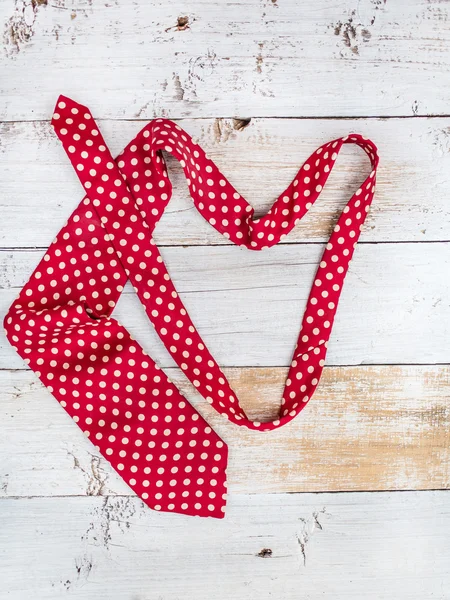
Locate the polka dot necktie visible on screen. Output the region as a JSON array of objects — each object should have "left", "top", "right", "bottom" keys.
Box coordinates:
[{"left": 4, "top": 95, "right": 379, "bottom": 519}]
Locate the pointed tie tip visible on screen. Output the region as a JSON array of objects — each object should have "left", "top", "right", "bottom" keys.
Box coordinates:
[
  {"left": 54, "top": 94, "right": 81, "bottom": 111},
  {"left": 137, "top": 480, "right": 228, "bottom": 519},
  {"left": 52, "top": 95, "right": 92, "bottom": 130}
]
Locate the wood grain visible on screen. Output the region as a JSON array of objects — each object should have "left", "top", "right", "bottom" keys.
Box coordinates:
[
  {"left": 0, "top": 492, "right": 449, "bottom": 599},
  {"left": 1, "top": 244, "right": 449, "bottom": 369},
  {"left": 1, "top": 366, "right": 448, "bottom": 497},
  {"left": 1, "top": 0, "right": 450, "bottom": 120},
  {"left": 1, "top": 117, "right": 450, "bottom": 248}
]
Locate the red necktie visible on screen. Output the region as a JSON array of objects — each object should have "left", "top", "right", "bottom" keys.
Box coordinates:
[{"left": 4, "top": 95, "right": 379, "bottom": 519}]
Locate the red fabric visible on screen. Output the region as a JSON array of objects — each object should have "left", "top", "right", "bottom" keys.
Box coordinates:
[{"left": 4, "top": 95, "right": 379, "bottom": 519}]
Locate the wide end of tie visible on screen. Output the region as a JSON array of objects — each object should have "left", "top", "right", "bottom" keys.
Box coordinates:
[{"left": 136, "top": 433, "right": 229, "bottom": 520}]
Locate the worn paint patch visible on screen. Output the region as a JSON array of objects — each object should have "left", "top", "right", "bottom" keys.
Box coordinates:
[
  {"left": 331, "top": 7, "right": 376, "bottom": 57},
  {"left": 173, "top": 48, "right": 218, "bottom": 101},
  {"left": 188, "top": 49, "right": 217, "bottom": 82},
  {"left": 165, "top": 15, "right": 191, "bottom": 33},
  {"left": 3, "top": 0, "right": 48, "bottom": 57},
  {"left": 262, "top": 0, "right": 279, "bottom": 8},
  {"left": 66, "top": 447, "right": 109, "bottom": 496},
  {"left": 256, "top": 42, "right": 264, "bottom": 73},
  {"left": 82, "top": 496, "right": 139, "bottom": 553},
  {"left": 296, "top": 508, "right": 327, "bottom": 567},
  {"left": 431, "top": 126, "right": 450, "bottom": 157},
  {"left": 211, "top": 117, "right": 252, "bottom": 144},
  {"left": 333, "top": 15, "right": 359, "bottom": 55},
  {"left": 54, "top": 554, "right": 94, "bottom": 591},
  {"left": 173, "top": 72, "right": 185, "bottom": 101},
  {"left": 253, "top": 40, "right": 275, "bottom": 98},
  {"left": 423, "top": 4, "right": 449, "bottom": 21}
]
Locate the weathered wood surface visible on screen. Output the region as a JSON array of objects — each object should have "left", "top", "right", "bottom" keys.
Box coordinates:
[
  {"left": 1, "top": 244, "right": 449, "bottom": 369},
  {"left": 2, "top": 0, "right": 450, "bottom": 120},
  {"left": 1, "top": 366, "right": 448, "bottom": 497},
  {"left": 0, "top": 492, "right": 449, "bottom": 599},
  {"left": 1, "top": 117, "right": 450, "bottom": 248},
  {"left": 2, "top": 0, "right": 450, "bottom": 594}
]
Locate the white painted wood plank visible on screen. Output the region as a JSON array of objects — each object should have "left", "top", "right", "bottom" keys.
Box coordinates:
[
  {"left": 1, "top": 244, "right": 449, "bottom": 368},
  {"left": 1, "top": 1, "right": 450, "bottom": 119},
  {"left": 0, "top": 492, "right": 448, "bottom": 599},
  {"left": 1, "top": 366, "right": 448, "bottom": 497},
  {"left": 1, "top": 117, "right": 450, "bottom": 248}
]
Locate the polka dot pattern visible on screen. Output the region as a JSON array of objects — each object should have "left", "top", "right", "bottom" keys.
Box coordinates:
[{"left": 4, "top": 95, "right": 379, "bottom": 519}]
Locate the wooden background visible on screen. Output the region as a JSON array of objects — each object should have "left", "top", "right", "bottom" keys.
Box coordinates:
[{"left": 1, "top": 1, "right": 450, "bottom": 598}]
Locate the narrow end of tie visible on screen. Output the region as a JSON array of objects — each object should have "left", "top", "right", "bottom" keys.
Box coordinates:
[{"left": 52, "top": 95, "right": 92, "bottom": 137}]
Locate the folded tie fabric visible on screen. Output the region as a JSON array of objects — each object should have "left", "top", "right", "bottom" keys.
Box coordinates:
[{"left": 4, "top": 95, "right": 379, "bottom": 519}]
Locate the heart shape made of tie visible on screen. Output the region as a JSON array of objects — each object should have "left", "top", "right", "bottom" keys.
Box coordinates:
[{"left": 4, "top": 95, "right": 379, "bottom": 519}]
